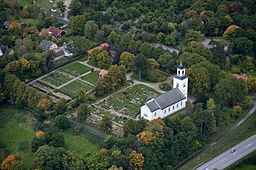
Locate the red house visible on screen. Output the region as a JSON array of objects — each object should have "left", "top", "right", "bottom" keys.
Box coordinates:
[{"left": 48, "top": 26, "right": 66, "bottom": 38}]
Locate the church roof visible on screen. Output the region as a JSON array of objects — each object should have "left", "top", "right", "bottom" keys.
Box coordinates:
[
  {"left": 146, "top": 88, "right": 186, "bottom": 112},
  {"left": 173, "top": 75, "right": 188, "bottom": 80},
  {"left": 178, "top": 64, "right": 185, "bottom": 69}
]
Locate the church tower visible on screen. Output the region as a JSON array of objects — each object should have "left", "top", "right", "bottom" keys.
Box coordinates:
[{"left": 173, "top": 64, "right": 188, "bottom": 101}]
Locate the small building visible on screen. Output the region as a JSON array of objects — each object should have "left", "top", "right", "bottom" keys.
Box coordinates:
[
  {"left": 141, "top": 64, "right": 189, "bottom": 121},
  {"left": 86, "top": 43, "right": 110, "bottom": 56},
  {"left": 232, "top": 73, "right": 248, "bottom": 81},
  {"left": 48, "top": 26, "right": 66, "bottom": 38},
  {"left": 40, "top": 40, "right": 58, "bottom": 50},
  {"left": 0, "top": 45, "right": 14, "bottom": 56},
  {"left": 99, "top": 70, "right": 108, "bottom": 78}
]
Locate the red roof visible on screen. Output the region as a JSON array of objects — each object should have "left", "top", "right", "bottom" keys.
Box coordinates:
[
  {"left": 99, "top": 70, "right": 108, "bottom": 76},
  {"left": 232, "top": 74, "right": 248, "bottom": 81},
  {"left": 48, "top": 26, "right": 65, "bottom": 38}
]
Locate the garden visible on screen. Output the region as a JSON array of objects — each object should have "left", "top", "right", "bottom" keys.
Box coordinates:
[
  {"left": 59, "top": 62, "right": 91, "bottom": 77},
  {"left": 58, "top": 80, "right": 94, "bottom": 98},
  {"left": 81, "top": 70, "right": 100, "bottom": 85},
  {"left": 41, "top": 71, "right": 72, "bottom": 87},
  {"left": 97, "top": 84, "right": 159, "bottom": 119}
]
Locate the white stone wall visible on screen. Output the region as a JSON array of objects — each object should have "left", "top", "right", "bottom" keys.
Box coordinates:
[{"left": 173, "top": 77, "right": 188, "bottom": 101}]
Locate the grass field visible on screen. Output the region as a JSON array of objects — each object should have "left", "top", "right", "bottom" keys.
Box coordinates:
[
  {"left": 81, "top": 71, "right": 100, "bottom": 85},
  {"left": 98, "top": 84, "right": 159, "bottom": 118},
  {"left": 37, "top": 0, "right": 52, "bottom": 10},
  {"left": 0, "top": 105, "right": 101, "bottom": 168},
  {"left": 180, "top": 111, "right": 256, "bottom": 170},
  {"left": 60, "top": 62, "right": 91, "bottom": 77},
  {"left": 58, "top": 80, "right": 94, "bottom": 98},
  {"left": 42, "top": 72, "right": 72, "bottom": 87}
]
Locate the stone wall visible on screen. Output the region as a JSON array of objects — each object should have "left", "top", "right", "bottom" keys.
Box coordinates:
[{"left": 86, "top": 113, "right": 124, "bottom": 136}]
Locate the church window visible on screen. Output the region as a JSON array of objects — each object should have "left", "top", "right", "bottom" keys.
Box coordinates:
[
  {"left": 154, "top": 112, "right": 156, "bottom": 116},
  {"left": 181, "top": 101, "right": 182, "bottom": 105},
  {"left": 183, "top": 83, "right": 185, "bottom": 87},
  {"left": 173, "top": 106, "right": 175, "bottom": 109},
  {"left": 164, "top": 109, "right": 166, "bottom": 114},
  {"left": 144, "top": 113, "right": 148, "bottom": 117},
  {"left": 177, "top": 103, "right": 179, "bottom": 107},
  {"left": 182, "top": 70, "right": 185, "bottom": 75},
  {"left": 176, "top": 83, "right": 179, "bottom": 88},
  {"left": 168, "top": 107, "right": 170, "bottom": 112},
  {"left": 178, "top": 71, "right": 180, "bottom": 75}
]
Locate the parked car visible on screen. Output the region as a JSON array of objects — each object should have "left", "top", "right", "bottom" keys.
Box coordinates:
[{"left": 230, "top": 148, "right": 236, "bottom": 153}]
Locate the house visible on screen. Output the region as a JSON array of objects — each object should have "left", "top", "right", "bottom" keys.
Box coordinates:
[
  {"left": 141, "top": 64, "right": 188, "bottom": 121},
  {"left": 40, "top": 40, "right": 58, "bottom": 50},
  {"left": 99, "top": 70, "right": 108, "bottom": 78},
  {"left": 3, "top": 21, "right": 10, "bottom": 29},
  {"left": 0, "top": 45, "right": 14, "bottom": 56},
  {"left": 48, "top": 26, "right": 66, "bottom": 38},
  {"left": 232, "top": 73, "right": 248, "bottom": 81}
]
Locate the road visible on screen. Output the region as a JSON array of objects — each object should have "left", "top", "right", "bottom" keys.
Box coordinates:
[{"left": 196, "top": 134, "right": 256, "bottom": 170}]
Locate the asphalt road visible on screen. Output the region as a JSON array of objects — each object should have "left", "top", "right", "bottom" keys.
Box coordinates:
[{"left": 196, "top": 134, "right": 256, "bottom": 170}]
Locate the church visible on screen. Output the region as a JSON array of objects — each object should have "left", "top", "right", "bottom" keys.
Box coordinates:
[{"left": 141, "top": 64, "right": 188, "bottom": 121}]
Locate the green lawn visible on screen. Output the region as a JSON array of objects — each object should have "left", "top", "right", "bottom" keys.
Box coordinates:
[
  {"left": 37, "top": 0, "right": 52, "bottom": 10},
  {"left": 60, "top": 62, "right": 91, "bottom": 77},
  {"left": 180, "top": 111, "right": 256, "bottom": 170},
  {"left": 0, "top": 105, "right": 34, "bottom": 169},
  {"left": 81, "top": 71, "right": 100, "bottom": 85},
  {"left": 58, "top": 80, "right": 94, "bottom": 98},
  {"left": 98, "top": 84, "right": 159, "bottom": 118},
  {"left": 18, "top": 0, "right": 33, "bottom": 7},
  {"left": 42, "top": 72, "right": 72, "bottom": 87},
  {"left": 64, "top": 130, "right": 100, "bottom": 154}
]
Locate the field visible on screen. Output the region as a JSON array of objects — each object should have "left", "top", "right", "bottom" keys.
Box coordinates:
[
  {"left": 180, "top": 111, "right": 256, "bottom": 170},
  {"left": 81, "top": 70, "right": 100, "bottom": 85},
  {"left": 98, "top": 84, "right": 159, "bottom": 118},
  {"left": 60, "top": 62, "right": 91, "bottom": 77},
  {"left": 58, "top": 80, "right": 94, "bottom": 98},
  {"left": 0, "top": 105, "right": 101, "bottom": 169},
  {"left": 42, "top": 72, "right": 72, "bottom": 87}
]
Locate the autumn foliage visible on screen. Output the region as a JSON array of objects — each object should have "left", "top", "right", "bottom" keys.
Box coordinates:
[
  {"left": 37, "top": 98, "right": 52, "bottom": 111},
  {"left": 145, "top": 118, "right": 166, "bottom": 138},
  {"left": 223, "top": 25, "right": 240, "bottom": 38},
  {"left": 99, "top": 148, "right": 108, "bottom": 155},
  {"left": 129, "top": 151, "right": 144, "bottom": 170},
  {"left": 1, "top": 154, "right": 16, "bottom": 170},
  {"left": 137, "top": 130, "right": 156, "bottom": 144},
  {"left": 36, "top": 130, "right": 45, "bottom": 138}
]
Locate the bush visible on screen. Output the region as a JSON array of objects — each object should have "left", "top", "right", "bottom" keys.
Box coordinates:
[
  {"left": 19, "top": 141, "right": 30, "bottom": 151},
  {"left": 145, "top": 70, "right": 168, "bottom": 82},
  {"left": 242, "top": 96, "right": 253, "bottom": 110},
  {"left": 53, "top": 115, "right": 71, "bottom": 130},
  {"left": 159, "top": 82, "right": 172, "bottom": 91}
]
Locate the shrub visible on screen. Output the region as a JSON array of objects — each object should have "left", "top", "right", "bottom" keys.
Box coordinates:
[
  {"left": 145, "top": 70, "right": 167, "bottom": 82},
  {"left": 159, "top": 82, "right": 172, "bottom": 91},
  {"left": 53, "top": 115, "right": 71, "bottom": 130}
]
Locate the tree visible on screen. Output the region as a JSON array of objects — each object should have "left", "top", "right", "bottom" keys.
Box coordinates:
[
  {"left": 129, "top": 151, "right": 144, "bottom": 170},
  {"left": 123, "top": 119, "right": 147, "bottom": 137},
  {"left": 243, "top": 56, "right": 254, "bottom": 72},
  {"left": 231, "top": 37, "right": 254, "bottom": 56},
  {"left": 119, "top": 52, "right": 135, "bottom": 71},
  {"left": 84, "top": 153, "right": 109, "bottom": 170},
  {"left": 147, "top": 58, "right": 159, "bottom": 70},
  {"left": 223, "top": 25, "right": 240, "bottom": 38},
  {"left": 53, "top": 115, "right": 70, "bottom": 130},
  {"left": 187, "top": 66, "right": 210, "bottom": 94},
  {"left": 133, "top": 54, "right": 149, "bottom": 80},
  {"left": 100, "top": 116, "right": 112, "bottom": 132},
  {"left": 178, "top": 52, "right": 206, "bottom": 68},
  {"left": 215, "top": 77, "right": 247, "bottom": 106},
  {"left": 54, "top": 98, "right": 67, "bottom": 115},
  {"left": 77, "top": 103, "right": 90, "bottom": 122},
  {"left": 22, "top": 6, "right": 30, "bottom": 18},
  {"left": 70, "top": 15, "right": 87, "bottom": 35},
  {"left": 97, "top": 51, "right": 112, "bottom": 69},
  {"left": 184, "top": 30, "right": 205, "bottom": 44},
  {"left": 57, "top": 0, "right": 66, "bottom": 12},
  {"left": 137, "top": 130, "right": 156, "bottom": 144},
  {"left": 69, "top": 0, "right": 82, "bottom": 16},
  {"left": 84, "top": 20, "right": 99, "bottom": 38},
  {"left": 207, "top": 98, "right": 216, "bottom": 112},
  {"left": 44, "top": 128, "right": 65, "bottom": 148},
  {"left": 247, "top": 78, "right": 256, "bottom": 94}
]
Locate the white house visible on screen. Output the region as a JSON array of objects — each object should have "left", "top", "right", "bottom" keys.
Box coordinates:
[{"left": 141, "top": 64, "right": 189, "bottom": 121}]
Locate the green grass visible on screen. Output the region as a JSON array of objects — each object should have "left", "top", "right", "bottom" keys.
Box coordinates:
[
  {"left": 98, "top": 84, "right": 159, "bottom": 118},
  {"left": 18, "top": 0, "right": 33, "bottom": 7},
  {"left": 81, "top": 71, "right": 100, "bottom": 85},
  {"left": 0, "top": 105, "right": 34, "bottom": 169},
  {"left": 42, "top": 72, "right": 72, "bottom": 87},
  {"left": 58, "top": 80, "right": 94, "bottom": 98},
  {"left": 37, "top": 0, "right": 52, "bottom": 10},
  {"left": 63, "top": 130, "right": 100, "bottom": 154},
  {"left": 180, "top": 111, "right": 256, "bottom": 170},
  {"left": 133, "top": 69, "right": 168, "bottom": 83},
  {"left": 60, "top": 62, "right": 91, "bottom": 77}
]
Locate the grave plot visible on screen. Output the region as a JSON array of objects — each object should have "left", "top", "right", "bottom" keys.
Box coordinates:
[
  {"left": 41, "top": 72, "right": 72, "bottom": 87},
  {"left": 81, "top": 71, "right": 100, "bottom": 85},
  {"left": 58, "top": 80, "right": 94, "bottom": 98},
  {"left": 59, "top": 62, "right": 91, "bottom": 77},
  {"left": 97, "top": 84, "right": 159, "bottom": 119}
]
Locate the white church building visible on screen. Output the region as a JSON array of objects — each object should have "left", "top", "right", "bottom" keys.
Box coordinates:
[{"left": 141, "top": 64, "right": 188, "bottom": 121}]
